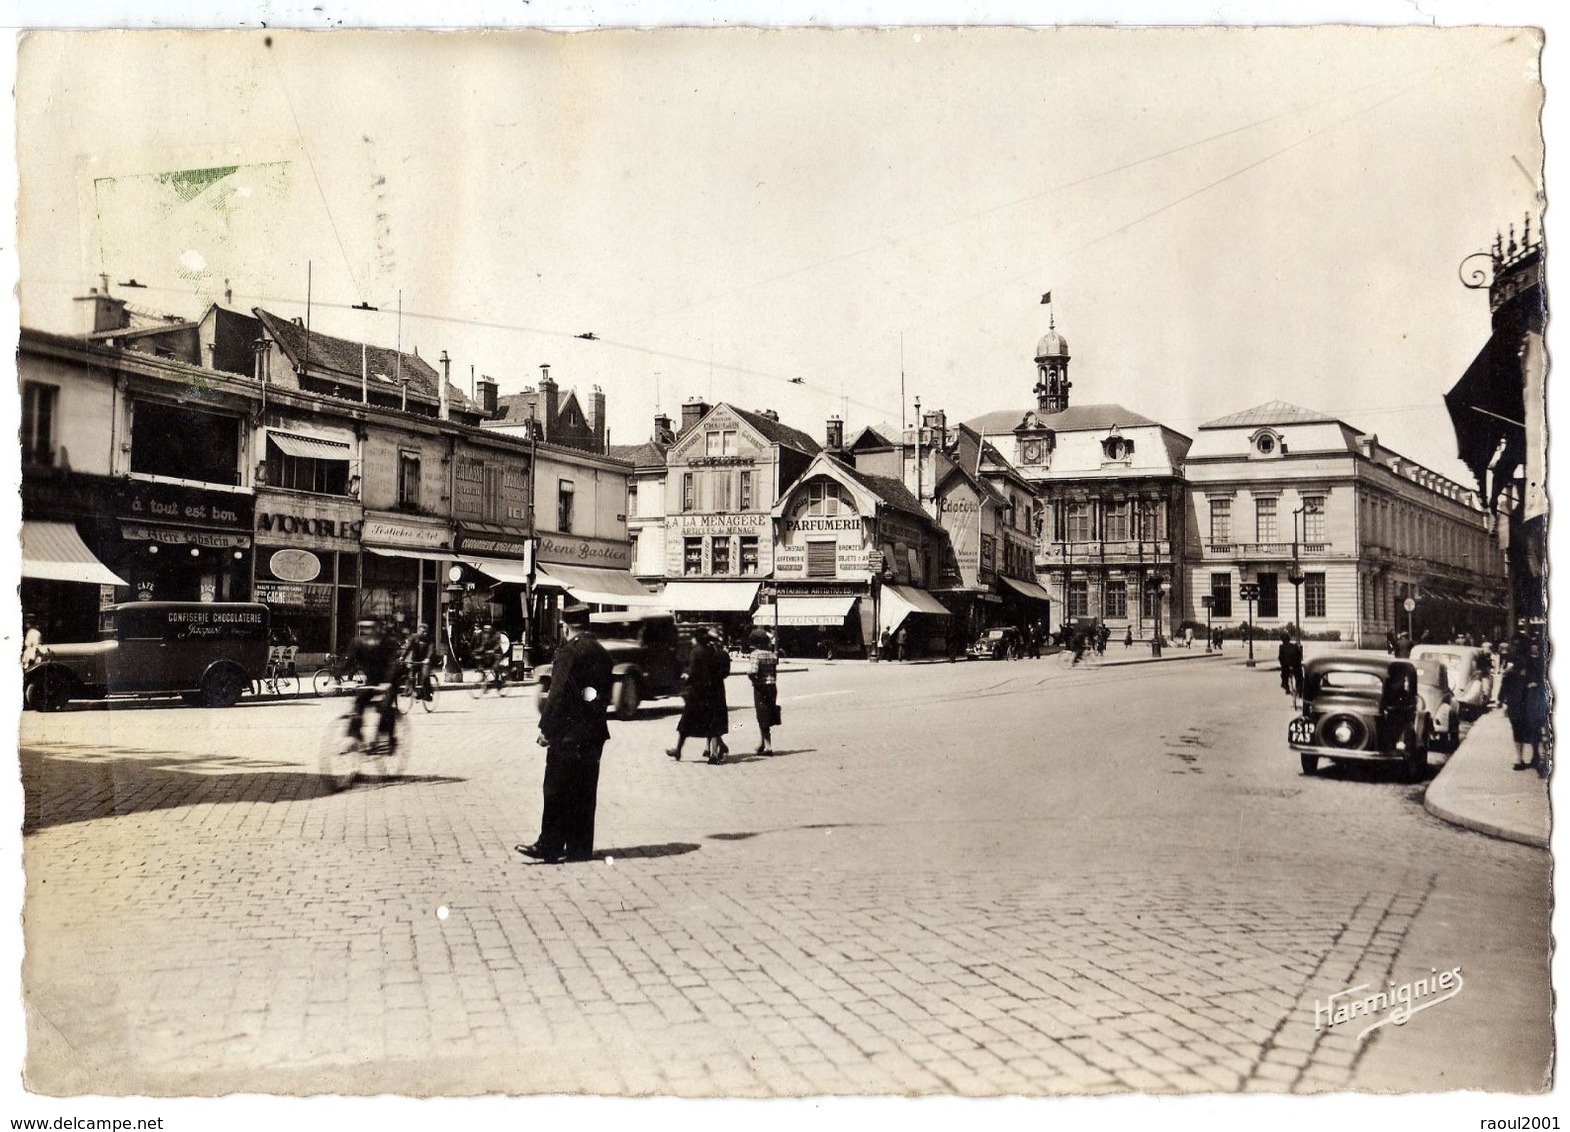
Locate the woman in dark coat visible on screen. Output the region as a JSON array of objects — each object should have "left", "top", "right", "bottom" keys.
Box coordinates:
[
  {"left": 667, "top": 630, "right": 731, "bottom": 763},
  {"left": 1506, "top": 637, "right": 1549, "bottom": 771},
  {"left": 747, "top": 629, "right": 780, "bottom": 754}
]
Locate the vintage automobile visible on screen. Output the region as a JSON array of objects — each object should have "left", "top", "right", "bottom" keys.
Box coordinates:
[
  {"left": 1288, "top": 652, "right": 1432, "bottom": 781},
  {"left": 1408, "top": 655, "right": 1460, "bottom": 751},
  {"left": 969, "top": 627, "right": 1019, "bottom": 661},
  {"left": 23, "top": 601, "right": 270, "bottom": 711},
  {"left": 1410, "top": 644, "right": 1490, "bottom": 721},
  {"left": 535, "top": 610, "right": 685, "bottom": 720}
]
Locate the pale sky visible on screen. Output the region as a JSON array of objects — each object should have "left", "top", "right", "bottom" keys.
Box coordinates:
[{"left": 16, "top": 24, "right": 1544, "bottom": 485}]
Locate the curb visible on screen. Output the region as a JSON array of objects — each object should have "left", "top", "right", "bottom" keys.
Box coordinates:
[
  {"left": 1423, "top": 787, "right": 1550, "bottom": 849},
  {"left": 1421, "top": 709, "right": 1551, "bottom": 849}
]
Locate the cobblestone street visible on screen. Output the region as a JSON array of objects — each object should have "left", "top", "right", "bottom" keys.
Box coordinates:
[{"left": 19, "top": 656, "right": 1553, "bottom": 1096}]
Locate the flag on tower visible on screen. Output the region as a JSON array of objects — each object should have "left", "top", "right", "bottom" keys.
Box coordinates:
[{"left": 1040, "top": 291, "right": 1052, "bottom": 305}]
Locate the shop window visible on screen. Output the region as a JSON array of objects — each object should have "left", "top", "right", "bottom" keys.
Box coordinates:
[
  {"left": 806, "top": 540, "right": 836, "bottom": 579},
  {"left": 683, "top": 537, "right": 703, "bottom": 576},
  {"left": 1210, "top": 572, "right": 1232, "bottom": 618},
  {"left": 1068, "top": 579, "right": 1089, "bottom": 618},
  {"left": 1209, "top": 498, "right": 1232, "bottom": 544},
  {"left": 398, "top": 452, "right": 422, "bottom": 510},
  {"left": 1257, "top": 571, "right": 1279, "bottom": 619},
  {"left": 1305, "top": 572, "right": 1327, "bottom": 618},
  {"left": 739, "top": 470, "right": 753, "bottom": 511},
  {"left": 1105, "top": 580, "right": 1127, "bottom": 619},
  {"left": 711, "top": 537, "right": 731, "bottom": 575},
  {"left": 740, "top": 536, "right": 760, "bottom": 575},
  {"left": 21, "top": 382, "right": 57, "bottom": 467},
  {"left": 557, "top": 479, "right": 575, "bottom": 533},
  {"left": 131, "top": 399, "right": 241, "bottom": 484}
]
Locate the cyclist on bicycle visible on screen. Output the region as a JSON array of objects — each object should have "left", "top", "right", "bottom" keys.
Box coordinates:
[
  {"left": 344, "top": 618, "right": 402, "bottom": 745},
  {"left": 403, "top": 623, "right": 435, "bottom": 703},
  {"left": 477, "top": 623, "right": 508, "bottom": 690}
]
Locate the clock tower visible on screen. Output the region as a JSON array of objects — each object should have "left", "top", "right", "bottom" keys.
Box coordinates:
[{"left": 1033, "top": 305, "right": 1071, "bottom": 414}]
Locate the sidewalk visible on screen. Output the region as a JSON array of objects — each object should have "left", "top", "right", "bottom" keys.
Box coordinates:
[{"left": 1424, "top": 707, "right": 1551, "bottom": 848}]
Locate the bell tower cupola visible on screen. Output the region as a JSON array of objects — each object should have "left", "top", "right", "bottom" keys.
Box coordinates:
[{"left": 1032, "top": 298, "right": 1071, "bottom": 414}]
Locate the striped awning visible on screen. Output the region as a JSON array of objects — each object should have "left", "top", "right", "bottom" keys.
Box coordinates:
[
  {"left": 21, "top": 521, "right": 127, "bottom": 586},
  {"left": 268, "top": 431, "right": 351, "bottom": 460}
]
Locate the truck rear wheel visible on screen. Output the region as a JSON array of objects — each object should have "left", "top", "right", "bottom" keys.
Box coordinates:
[
  {"left": 612, "top": 675, "right": 641, "bottom": 720},
  {"left": 201, "top": 666, "right": 247, "bottom": 708},
  {"left": 28, "top": 668, "right": 73, "bottom": 712}
]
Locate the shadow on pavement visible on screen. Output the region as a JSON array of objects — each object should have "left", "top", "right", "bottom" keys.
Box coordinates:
[
  {"left": 18, "top": 745, "right": 452, "bottom": 832},
  {"left": 587, "top": 842, "right": 702, "bottom": 860}
]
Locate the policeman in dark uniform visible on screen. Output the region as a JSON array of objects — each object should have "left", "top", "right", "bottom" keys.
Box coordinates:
[{"left": 517, "top": 603, "right": 613, "bottom": 864}]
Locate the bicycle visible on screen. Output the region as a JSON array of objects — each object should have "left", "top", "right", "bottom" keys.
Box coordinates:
[
  {"left": 318, "top": 687, "right": 411, "bottom": 790},
  {"left": 253, "top": 645, "right": 300, "bottom": 698},
  {"left": 468, "top": 658, "right": 511, "bottom": 699},
  {"left": 313, "top": 654, "right": 369, "bottom": 696},
  {"left": 395, "top": 664, "right": 437, "bottom": 714}
]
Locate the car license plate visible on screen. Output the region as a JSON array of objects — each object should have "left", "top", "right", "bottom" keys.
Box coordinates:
[{"left": 1288, "top": 718, "right": 1315, "bottom": 745}]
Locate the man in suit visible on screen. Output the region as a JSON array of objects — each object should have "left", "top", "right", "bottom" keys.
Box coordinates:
[{"left": 517, "top": 603, "right": 613, "bottom": 865}]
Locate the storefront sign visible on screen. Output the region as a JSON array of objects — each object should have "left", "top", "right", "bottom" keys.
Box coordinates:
[
  {"left": 361, "top": 517, "right": 453, "bottom": 550},
  {"left": 119, "top": 479, "right": 250, "bottom": 528},
  {"left": 454, "top": 525, "right": 534, "bottom": 558},
  {"left": 121, "top": 522, "right": 252, "bottom": 549},
  {"left": 255, "top": 580, "right": 334, "bottom": 610},
  {"left": 537, "top": 533, "right": 632, "bottom": 569},
  {"left": 255, "top": 508, "right": 362, "bottom": 543},
  {"left": 784, "top": 516, "right": 861, "bottom": 532},
  {"left": 269, "top": 549, "right": 323, "bottom": 583},
  {"left": 675, "top": 513, "right": 770, "bottom": 534}
]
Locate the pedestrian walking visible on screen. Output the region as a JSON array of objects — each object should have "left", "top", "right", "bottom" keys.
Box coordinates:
[
  {"left": 747, "top": 629, "right": 780, "bottom": 754},
  {"left": 1124, "top": 625, "right": 1134, "bottom": 650},
  {"left": 1505, "top": 637, "right": 1549, "bottom": 773},
  {"left": 1212, "top": 627, "right": 1223, "bottom": 652},
  {"left": 668, "top": 628, "right": 731, "bottom": 763},
  {"left": 21, "top": 614, "right": 43, "bottom": 669},
  {"left": 896, "top": 625, "right": 909, "bottom": 662},
  {"left": 517, "top": 603, "right": 613, "bottom": 864},
  {"left": 1183, "top": 625, "right": 1194, "bottom": 649},
  {"left": 1277, "top": 630, "right": 1303, "bottom": 697},
  {"left": 1095, "top": 623, "right": 1109, "bottom": 656},
  {"left": 879, "top": 627, "right": 892, "bottom": 662},
  {"left": 1393, "top": 631, "right": 1413, "bottom": 658}
]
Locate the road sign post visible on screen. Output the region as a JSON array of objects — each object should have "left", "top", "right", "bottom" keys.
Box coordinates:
[{"left": 1239, "top": 582, "right": 1261, "bottom": 667}]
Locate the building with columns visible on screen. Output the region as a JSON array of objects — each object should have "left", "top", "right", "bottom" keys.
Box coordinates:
[
  {"left": 1183, "top": 402, "right": 1507, "bottom": 646},
  {"left": 966, "top": 304, "right": 1192, "bottom": 641}
]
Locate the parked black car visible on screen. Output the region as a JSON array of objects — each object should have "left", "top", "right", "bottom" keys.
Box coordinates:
[{"left": 1288, "top": 652, "right": 1431, "bottom": 781}]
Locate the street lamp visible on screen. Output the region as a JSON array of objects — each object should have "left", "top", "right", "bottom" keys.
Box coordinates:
[
  {"left": 1290, "top": 504, "right": 1307, "bottom": 642},
  {"left": 1201, "top": 593, "right": 1213, "bottom": 653}
]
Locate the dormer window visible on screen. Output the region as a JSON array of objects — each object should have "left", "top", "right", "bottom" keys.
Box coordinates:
[
  {"left": 1102, "top": 430, "right": 1134, "bottom": 463},
  {"left": 1250, "top": 428, "right": 1286, "bottom": 458}
]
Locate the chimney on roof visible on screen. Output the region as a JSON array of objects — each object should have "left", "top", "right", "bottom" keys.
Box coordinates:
[
  {"left": 73, "top": 284, "right": 130, "bottom": 336},
  {"left": 439, "top": 351, "right": 451, "bottom": 421},
  {"left": 825, "top": 415, "right": 845, "bottom": 451},
  {"left": 680, "top": 398, "right": 709, "bottom": 437},
  {"left": 539, "top": 364, "right": 558, "bottom": 439},
  {"left": 757, "top": 409, "right": 780, "bottom": 422},
  {"left": 653, "top": 413, "right": 674, "bottom": 444},
  {"left": 922, "top": 409, "right": 947, "bottom": 449},
  {"left": 589, "top": 384, "right": 607, "bottom": 453},
  {"left": 476, "top": 375, "right": 499, "bottom": 417}
]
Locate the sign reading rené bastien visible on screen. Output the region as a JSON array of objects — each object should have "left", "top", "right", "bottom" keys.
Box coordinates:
[{"left": 537, "top": 532, "right": 632, "bottom": 570}]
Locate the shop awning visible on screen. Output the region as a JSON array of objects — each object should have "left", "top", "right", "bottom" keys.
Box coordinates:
[
  {"left": 21, "top": 521, "right": 127, "bottom": 586},
  {"left": 462, "top": 555, "right": 533, "bottom": 585},
  {"left": 659, "top": 581, "right": 760, "bottom": 612},
  {"left": 1444, "top": 330, "right": 1526, "bottom": 497},
  {"left": 268, "top": 431, "right": 352, "bottom": 460},
  {"left": 365, "top": 545, "right": 455, "bottom": 563},
  {"left": 879, "top": 584, "right": 951, "bottom": 635},
  {"left": 997, "top": 576, "right": 1054, "bottom": 605},
  {"left": 534, "top": 562, "right": 660, "bottom": 606},
  {"left": 753, "top": 594, "right": 858, "bottom": 627}
]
